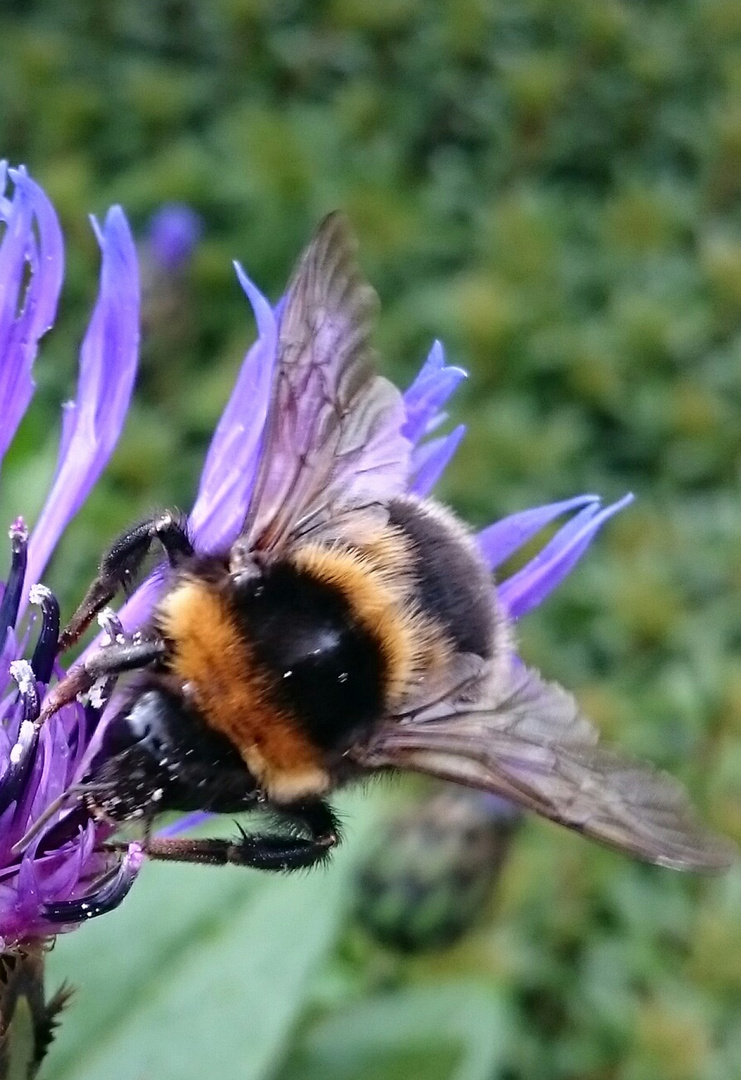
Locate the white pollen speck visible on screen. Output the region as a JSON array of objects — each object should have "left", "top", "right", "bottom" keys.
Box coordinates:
[
  {"left": 18, "top": 720, "right": 34, "bottom": 743},
  {"left": 152, "top": 788, "right": 163, "bottom": 801},
  {"left": 282, "top": 670, "right": 293, "bottom": 679},
  {"left": 10, "top": 660, "right": 34, "bottom": 694},
  {"left": 88, "top": 679, "right": 109, "bottom": 709},
  {"left": 9, "top": 743, "right": 23, "bottom": 765},
  {"left": 338, "top": 672, "right": 348, "bottom": 683},
  {"left": 8, "top": 519, "right": 27, "bottom": 541},
  {"left": 28, "top": 584, "right": 51, "bottom": 606}
]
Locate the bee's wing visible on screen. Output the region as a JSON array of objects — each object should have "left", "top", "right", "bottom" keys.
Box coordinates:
[
  {"left": 353, "top": 660, "right": 734, "bottom": 871},
  {"left": 240, "top": 213, "right": 410, "bottom": 555}
]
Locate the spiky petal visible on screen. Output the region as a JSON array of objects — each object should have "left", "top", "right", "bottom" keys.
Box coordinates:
[{"left": 0, "top": 166, "right": 64, "bottom": 465}]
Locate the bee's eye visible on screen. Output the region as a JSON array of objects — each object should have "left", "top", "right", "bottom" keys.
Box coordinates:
[{"left": 126, "top": 692, "right": 164, "bottom": 742}]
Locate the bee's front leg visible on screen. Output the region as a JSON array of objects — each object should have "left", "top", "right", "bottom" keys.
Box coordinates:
[
  {"left": 37, "top": 637, "right": 166, "bottom": 727},
  {"left": 58, "top": 511, "right": 193, "bottom": 652}
]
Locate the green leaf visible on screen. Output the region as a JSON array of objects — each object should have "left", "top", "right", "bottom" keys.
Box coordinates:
[
  {"left": 281, "top": 982, "right": 512, "bottom": 1080},
  {"left": 45, "top": 793, "right": 384, "bottom": 1080}
]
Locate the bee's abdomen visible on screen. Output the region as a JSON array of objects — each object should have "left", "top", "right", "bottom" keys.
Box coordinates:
[{"left": 387, "top": 497, "right": 495, "bottom": 659}]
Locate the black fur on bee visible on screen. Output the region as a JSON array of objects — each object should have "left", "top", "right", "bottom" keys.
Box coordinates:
[{"left": 387, "top": 497, "right": 495, "bottom": 659}]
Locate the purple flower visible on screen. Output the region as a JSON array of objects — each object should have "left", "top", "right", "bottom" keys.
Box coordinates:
[
  {"left": 0, "top": 168, "right": 630, "bottom": 946},
  {"left": 0, "top": 165, "right": 140, "bottom": 946},
  {"left": 146, "top": 204, "right": 202, "bottom": 274}
]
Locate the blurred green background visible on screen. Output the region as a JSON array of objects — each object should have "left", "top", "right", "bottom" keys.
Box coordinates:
[{"left": 3, "top": 1, "right": 741, "bottom": 1077}]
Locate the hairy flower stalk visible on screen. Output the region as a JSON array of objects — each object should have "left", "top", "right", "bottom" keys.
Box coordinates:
[{"left": 0, "top": 166, "right": 630, "bottom": 965}]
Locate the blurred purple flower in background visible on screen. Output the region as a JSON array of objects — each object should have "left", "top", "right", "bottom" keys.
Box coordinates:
[
  {"left": 0, "top": 164, "right": 631, "bottom": 949},
  {"left": 146, "top": 203, "right": 202, "bottom": 274},
  {"left": 140, "top": 202, "right": 203, "bottom": 354}
]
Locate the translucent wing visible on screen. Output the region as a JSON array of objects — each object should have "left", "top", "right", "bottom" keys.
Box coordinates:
[
  {"left": 239, "top": 213, "right": 410, "bottom": 555},
  {"left": 352, "top": 660, "right": 734, "bottom": 871}
]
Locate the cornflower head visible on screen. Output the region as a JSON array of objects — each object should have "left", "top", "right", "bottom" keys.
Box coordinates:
[
  {"left": 146, "top": 203, "right": 203, "bottom": 274},
  {"left": 0, "top": 168, "right": 631, "bottom": 956},
  {"left": 140, "top": 203, "right": 203, "bottom": 356}
]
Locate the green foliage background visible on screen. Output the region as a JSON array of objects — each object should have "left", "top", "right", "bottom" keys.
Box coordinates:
[{"left": 2, "top": 1, "right": 741, "bottom": 1077}]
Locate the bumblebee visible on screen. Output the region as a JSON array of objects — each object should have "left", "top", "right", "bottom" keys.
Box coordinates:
[{"left": 36, "top": 213, "right": 733, "bottom": 874}]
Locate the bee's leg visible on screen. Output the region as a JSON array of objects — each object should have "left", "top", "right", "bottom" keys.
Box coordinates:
[
  {"left": 140, "top": 800, "right": 340, "bottom": 872},
  {"left": 37, "top": 637, "right": 166, "bottom": 727},
  {"left": 58, "top": 512, "right": 193, "bottom": 652}
]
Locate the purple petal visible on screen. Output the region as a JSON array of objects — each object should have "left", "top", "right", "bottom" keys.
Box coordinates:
[
  {"left": 477, "top": 494, "right": 601, "bottom": 571},
  {"left": 0, "top": 170, "right": 35, "bottom": 413},
  {"left": 403, "top": 340, "right": 467, "bottom": 445},
  {"left": 498, "top": 494, "right": 634, "bottom": 619},
  {"left": 41, "top": 842, "right": 143, "bottom": 925},
  {"left": 81, "top": 265, "right": 276, "bottom": 656},
  {"left": 410, "top": 424, "right": 466, "bottom": 496},
  {"left": 15, "top": 855, "right": 39, "bottom": 920},
  {"left": 8, "top": 172, "right": 65, "bottom": 349},
  {"left": 39, "top": 826, "right": 93, "bottom": 897},
  {"left": 24, "top": 716, "right": 70, "bottom": 831},
  {"left": 25, "top": 206, "right": 139, "bottom": 597},
  {"left": 0, "top": 167, "right": 64, "bottom": 464},
  {"left": 188, "top": 262, "right": 277, "bottom": 552},
  {"left": 0, "top": 628, "right": 20, "bottom": 691}
]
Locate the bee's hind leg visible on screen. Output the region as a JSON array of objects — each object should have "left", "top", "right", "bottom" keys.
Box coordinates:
[
  {"left": 139, "top": 800, "right": 341, "bottom": 872},
  {"left": 58, "top": 511, "right": 193, "bottom": 652}
]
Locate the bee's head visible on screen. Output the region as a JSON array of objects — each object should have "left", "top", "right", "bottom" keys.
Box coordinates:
[{"left": 228, "top": 539, "right": 270, "bottom": 587}]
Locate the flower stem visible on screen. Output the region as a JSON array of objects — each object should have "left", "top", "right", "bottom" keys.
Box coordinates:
[{"left": 0, "top": 944, "right": 72, "bottom": 1079}]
